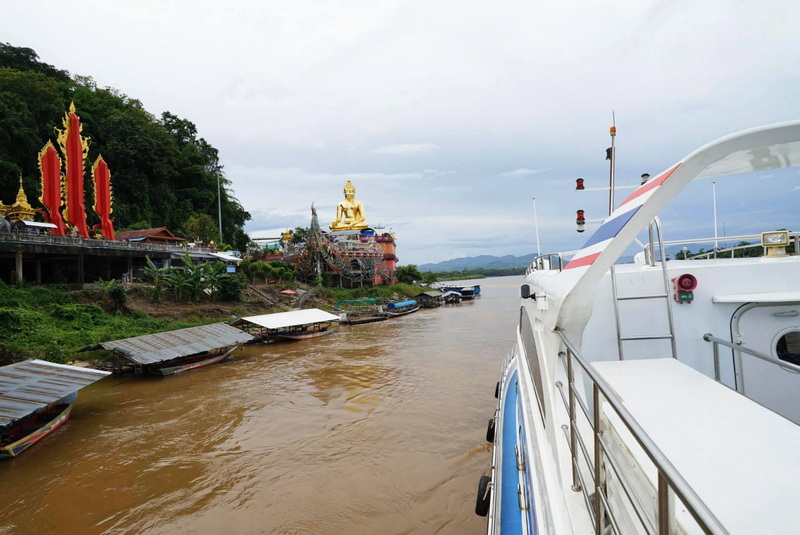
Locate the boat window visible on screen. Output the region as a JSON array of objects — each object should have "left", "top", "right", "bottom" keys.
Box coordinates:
[
  {"left": 520, "top": 306, "right": 546, "bottom": 422},
  {"left": 776, "top": 331, "right": 800, "bottom": 366}
]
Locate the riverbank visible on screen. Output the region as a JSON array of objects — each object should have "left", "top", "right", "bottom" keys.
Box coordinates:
[{"left": 0, "top": 281, "right": 426, "bottom": 365}]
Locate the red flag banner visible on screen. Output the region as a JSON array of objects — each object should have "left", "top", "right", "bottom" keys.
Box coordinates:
[
  {"left": 92, "top": 156, "right": 114, "bottom": 240},
  {"left": 57, "top": 102, "right": 90, "bottom": 238},
  {"left": 37, "top": 141, "right": 66, "bottom": 236}
]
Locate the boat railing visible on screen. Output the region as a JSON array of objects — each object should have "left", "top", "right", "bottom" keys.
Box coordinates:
[
  {"left": 702, "top": 333, "right": 800, "bottom": 386},
  {"left": 525, "top": 252, "right": 574, "bottom": 275},
  {"left": 642, "top": 232, "right": 800, "bottom": 260},
  {"left": 556, "top": 330, "right": 727, "bottom": 534}
]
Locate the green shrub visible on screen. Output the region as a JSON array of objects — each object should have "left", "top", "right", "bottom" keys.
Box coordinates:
[
  {"left": 107, "top": 282, "right": 127, "bottom": 309},
  {"left": 218, "top": 274, "right": 243, "bottom": 302}
]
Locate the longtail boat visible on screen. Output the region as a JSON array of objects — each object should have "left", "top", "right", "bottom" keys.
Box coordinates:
[
  {"left": 1, "top": 360, "right": 110, "bottom": 459},
  {"left": 1, "top": 393, "right": 75, "bottom": 459},
  {"left": 156, "top": 346, "right": 238, "bottom": 376},
  {"left": 385, "top": 299, "right": 420, "bottom": 317},
  {"left": 278, "top": 329, "right": 335, "bottom": 341}
]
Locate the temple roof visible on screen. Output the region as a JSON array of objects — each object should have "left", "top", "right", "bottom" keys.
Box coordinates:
[
  {"left": 116, "top": 227, "right": 185, "bottom": 242},
  {"left": 6, "top": 177, "right": 36, "bottom": 221}
]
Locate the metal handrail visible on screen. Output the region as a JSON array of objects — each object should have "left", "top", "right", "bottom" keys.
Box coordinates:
[
  {"left": 557, "top": 329, "right": 728, "bottom": 534},
  {"left": 644, "top": 232, "right": 800, "bottom": 260},
  {"left": 703, "top": 333, "right": 800, "bottom": 379},
  {"left": 0, "top": 231, "right": 214, "bottom": 254},
  {"left": 525, "top": 252, "right": 574, "bottom": 275}
]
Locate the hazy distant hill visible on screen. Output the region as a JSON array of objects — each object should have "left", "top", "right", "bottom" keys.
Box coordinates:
[{"left": 419, "top": 254, "right": 536, "bottom": 273}]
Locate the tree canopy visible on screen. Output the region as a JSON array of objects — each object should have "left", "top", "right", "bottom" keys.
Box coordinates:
[{"left": 0, "top": 41, "right": 251, "bottom": 245}]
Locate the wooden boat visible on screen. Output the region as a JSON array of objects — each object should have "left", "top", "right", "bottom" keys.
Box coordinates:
[
  {"left": 278, "top": 329, "right": 334, "bottom": 341},
  {"left": 385, "top": 299, "right": 420, "bottom": 317},
  {"left": 338, "top": 308, "right": 389, "bottom": 325},
  {"left": 1, "top": 392, "right": 76, "bottom": 459},
  {"left": 155, "top": 346, "right": 237, "bottom": 376},
  {"left": 80, "top": 323, "right": 254, "bottom": 374},
  {"left": 232, "top": 309, "right": 340, "bottom": 343},
  {"left": 440, "top": 284, "right": 481, "bottom": 299},
  {"left": 1, "top": 360, "right": 110, "bottom": 459}
]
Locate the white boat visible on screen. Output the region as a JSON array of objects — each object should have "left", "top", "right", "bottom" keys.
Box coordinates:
[{"left": 477, "top": 121, "right": 800, "bottom": 534}]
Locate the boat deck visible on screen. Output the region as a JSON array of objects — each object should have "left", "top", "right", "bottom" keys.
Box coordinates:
[{"left": 593, "top": 358, "right": 800, "bottom": 533}]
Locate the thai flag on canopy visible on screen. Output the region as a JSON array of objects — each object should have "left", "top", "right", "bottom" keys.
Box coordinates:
[{"left": 564, "top": 163, "right": 681, "bottom": 270}]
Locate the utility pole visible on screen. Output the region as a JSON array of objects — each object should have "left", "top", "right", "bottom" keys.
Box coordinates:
[{"left": 217, "top": 175, "right": 223, "bottom": 241}]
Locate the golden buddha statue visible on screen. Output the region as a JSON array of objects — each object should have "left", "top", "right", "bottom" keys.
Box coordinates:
[{"left": 330, "top": 180, "right": 368, "bottom": 231}]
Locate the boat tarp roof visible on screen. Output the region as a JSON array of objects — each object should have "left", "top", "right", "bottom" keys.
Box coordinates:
[
  {"left": 416, "top": 291, "right": 443, "bottom": 298},
  {"left": 387, "top": 300, "right": 417, "bottom": 309},
  {"left": 232, "top": 309, "right": 339, "bottom": 330},
  {"left": 0, "top": 360, "right": 110, "bottom": 426},
  {"left": 80, "top": 323, "right": 254, "bottom": 365}
]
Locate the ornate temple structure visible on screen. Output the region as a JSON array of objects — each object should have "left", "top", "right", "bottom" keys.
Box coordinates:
[
  {"left": 283, "top": 181, "right": 397, "bottom": 287},
  {"left": 0, "top": 176, "right": 37, "bottom": 223},
  {"left": 0, "top": 102, "right": 116, "bottom": 239}
]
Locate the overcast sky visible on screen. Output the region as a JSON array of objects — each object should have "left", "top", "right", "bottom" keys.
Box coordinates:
[{"left": 3, "top": 1, "right": 799, "bottom": 265}]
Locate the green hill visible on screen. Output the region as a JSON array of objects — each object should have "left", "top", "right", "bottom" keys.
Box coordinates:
[{"left": 0, "top": 42, "right": 250, "bottom": 250}]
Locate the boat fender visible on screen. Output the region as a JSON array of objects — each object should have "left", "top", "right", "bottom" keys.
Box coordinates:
[
  {"left": 475, "top": 475, "right": 492, "bottom": 517},
  {"left": 486, "top": 417, "right": 496, "bottom": 443},
  {"left": 494, "top": 381, "right": 500, "bottom": 399}
]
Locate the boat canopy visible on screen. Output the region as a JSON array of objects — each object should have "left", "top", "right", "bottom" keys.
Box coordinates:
[
  {"left": 232, "top": 308, "right": 339, "bottom": 330},
  {"left": 386, "top": 300, "right": 417, "bottom": 309},
  {"left": 0, "top": 360, "right": 110, "bottom": 426},
  {"left": 80, "top": 322, "right": 254, "bottom": 365},
  {"left": 334, "top": 298, "right": 379, "bottom": 308}
]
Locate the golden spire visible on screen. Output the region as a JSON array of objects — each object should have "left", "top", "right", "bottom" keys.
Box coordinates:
[{"left": 7, "top": 175, "right": 36, "bottom": 222}]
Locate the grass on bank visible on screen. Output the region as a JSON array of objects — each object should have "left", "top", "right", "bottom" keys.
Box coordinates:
[{"left": 0, "top": 283, "right": 213, "bottom": 365}]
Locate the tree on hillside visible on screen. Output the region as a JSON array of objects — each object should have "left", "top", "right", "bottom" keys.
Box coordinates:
[
  {"left": 182, "top": 214, "right": 220, "bottom": 243},
  {"left": 0, "top": 41, "right": 252, "bottom": 244},
  {"left": 395, "top": 264, "right": 423, "bottom": 284},
  {"left": 0, "top": 42, "right": 70, "bottom": 81}
]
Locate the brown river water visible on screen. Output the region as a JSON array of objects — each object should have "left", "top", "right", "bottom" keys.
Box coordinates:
[{"left": 0, "top": 276, "right": 522, "bottom": 535}]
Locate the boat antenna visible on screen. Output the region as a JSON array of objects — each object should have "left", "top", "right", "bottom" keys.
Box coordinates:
[
  {"left": 607, "top": 111, "right": 617, "bottom": 216},
  {"left": 533, "top": 197, "right": 541, "bottom": 257}
]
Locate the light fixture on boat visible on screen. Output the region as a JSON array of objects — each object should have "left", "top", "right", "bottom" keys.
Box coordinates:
[
  {"left": 521, "top": 284, "right": 534, "bottom": 299},
  {"left": 761, "top": 230, "right": 790, "bottom": 257},
  {"left": 575, "top": 178, "right": 585, "bottom": 190},
  {"left": 640, "top": 173, "right": 650, "bottom": 185},
  {"left": 672, "top": 273, "right": 698, "bottom": 303},
  {"left": 576, "top": 210, "right": 586, "bottom": 233}
]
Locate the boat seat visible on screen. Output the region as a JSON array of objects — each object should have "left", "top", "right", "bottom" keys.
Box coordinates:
[{"left": 592, "top": 358, "right": 800, "bottom": 533}]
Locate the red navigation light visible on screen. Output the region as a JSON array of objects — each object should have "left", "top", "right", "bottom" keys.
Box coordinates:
[
  {"left": 576, "top": 210, "right": 586, "bottom": 233},
  {"left": 575, "top": 178, "right": 585, "bottom": 190},
  {"left": 672, "top": 273, "right": 697, "bottom": 303}
]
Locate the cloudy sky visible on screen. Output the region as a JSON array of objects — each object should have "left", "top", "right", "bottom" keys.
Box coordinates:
[{"left": 3, "top": 1, "right": 799, "bottom": 265}]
